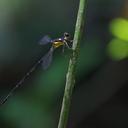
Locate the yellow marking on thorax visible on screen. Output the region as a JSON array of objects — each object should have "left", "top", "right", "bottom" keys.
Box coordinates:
[{"left": 53, "top": 41, "right": 64, "bottom": 48}]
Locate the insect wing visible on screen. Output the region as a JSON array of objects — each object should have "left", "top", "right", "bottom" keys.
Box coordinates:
[
  {"left": 39, "top": 35, "right": 52, "bottom": 45},
  {"left": 42, "top": 47, "right": 54, "bottom": 70}
]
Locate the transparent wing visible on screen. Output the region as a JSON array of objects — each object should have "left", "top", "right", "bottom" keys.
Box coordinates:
[
  {"left": 41, "top": 47, "right": 54, "bottom": 70},
  {"left": 39, "top": 35, "right": 52, "bottom": 45}
]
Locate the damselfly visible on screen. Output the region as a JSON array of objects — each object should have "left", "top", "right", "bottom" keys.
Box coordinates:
[{"left": 0, "top": 32, "right": 72, "bottom": 105}]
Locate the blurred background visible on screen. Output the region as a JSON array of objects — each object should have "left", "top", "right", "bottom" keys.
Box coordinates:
[{"left": 0, "top": 0, "right": 128, "bottom": 128}]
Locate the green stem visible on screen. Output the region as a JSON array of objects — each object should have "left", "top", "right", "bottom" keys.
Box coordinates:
[{"left": 57, "top": 0, "right": 87, "bottom": 128}]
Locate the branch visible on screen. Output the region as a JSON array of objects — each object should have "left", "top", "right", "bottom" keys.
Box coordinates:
[{"left": 57, "top": 0, "right": 87, "bottom": 128}]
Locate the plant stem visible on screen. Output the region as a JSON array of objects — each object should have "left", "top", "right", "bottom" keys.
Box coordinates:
[{"left": 57, "top": 0, "right": 87, "bottom": 128}]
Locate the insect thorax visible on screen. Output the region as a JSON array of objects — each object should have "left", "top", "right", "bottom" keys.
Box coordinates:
[{"left": 52, "top": 41, "right": 64, "bottom": 48}]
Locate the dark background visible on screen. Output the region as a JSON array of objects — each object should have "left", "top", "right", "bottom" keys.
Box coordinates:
[{"left": 0, "top": 0, "right": 128, "bottom": 128}]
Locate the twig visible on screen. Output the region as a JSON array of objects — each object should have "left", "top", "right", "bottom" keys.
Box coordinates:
[{"left": 57, "top": 0, "right": 87, "bottom": 128}]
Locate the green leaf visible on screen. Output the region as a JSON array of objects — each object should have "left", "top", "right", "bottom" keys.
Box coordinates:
[
  {"left": 110, "top": 18, "right": 128, "bottom": 41},
  {"left": 107, "top": 38, "right": 128, "bottom": 60}
]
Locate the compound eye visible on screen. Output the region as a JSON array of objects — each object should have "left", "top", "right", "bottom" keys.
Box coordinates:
[{"left": 64, "top": 32, "right": 70, "bottom": 37}]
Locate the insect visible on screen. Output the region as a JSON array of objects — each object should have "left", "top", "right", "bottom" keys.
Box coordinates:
[
  {"left": 39, "top": 32, "right": 72, "bottom": 69},
  {"left": 0, "top": 32, "right": 72, "bottom": 105}
]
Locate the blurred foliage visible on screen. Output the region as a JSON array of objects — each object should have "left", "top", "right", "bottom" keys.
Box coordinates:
[
  {"left": 107, "top": 38, "right": 128, "bottom": 60},
  {"left": 107, "top": 18, "right": 128, "bottom": 60},
  {"left": 110, "top": 18, "right": 128, "bottom": 41}
]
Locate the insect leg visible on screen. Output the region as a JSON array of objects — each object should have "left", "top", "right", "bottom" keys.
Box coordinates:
[
  {"left": 64, "top": 41, "right": 72, "bottom": 49},
  {"left": 62, "top": 44, "right": 65, "bottom": 53}
]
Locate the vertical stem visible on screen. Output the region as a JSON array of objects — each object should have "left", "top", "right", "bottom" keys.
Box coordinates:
[{"left": 57, "top": 0, "right": 87, "bottom": 128}]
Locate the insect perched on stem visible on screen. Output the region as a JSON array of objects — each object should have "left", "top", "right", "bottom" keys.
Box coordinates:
[
  {"left": 40, "top": 32, "right": 72, "bottom": 69},
  {"left": 0, "top": 32, "right": 72, "bottom": 105}
]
